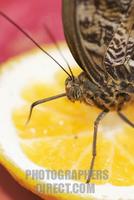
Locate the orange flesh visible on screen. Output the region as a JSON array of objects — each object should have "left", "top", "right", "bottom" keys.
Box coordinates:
[{"left": 12, "top": 69, "right": 134, "bottom": 185}]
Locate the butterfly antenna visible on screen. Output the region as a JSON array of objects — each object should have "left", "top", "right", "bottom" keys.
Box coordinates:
[
  {"left": 43, "top": 23, "right": 74, "bottom": 80},
  {"left": 0, "top": 11, "right": 72, "bottom": 78}
]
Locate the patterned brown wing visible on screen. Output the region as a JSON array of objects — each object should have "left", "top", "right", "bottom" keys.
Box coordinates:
[
  {"left": 104, "top": 1, "right": 134, "bottom": 82},
  {"left": 62, "top": 0, "right": 131, "bottom": 84}
]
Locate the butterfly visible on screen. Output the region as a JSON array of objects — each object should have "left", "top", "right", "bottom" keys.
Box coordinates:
[
  {"left": 0, "top": 0, "right": 134, "bottom": 184},
  {"left": 62, "top": 0, "right": 134, "bottom": 183}
]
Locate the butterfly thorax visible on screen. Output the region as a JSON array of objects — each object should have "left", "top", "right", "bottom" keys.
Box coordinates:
[{"left": 65, "top": 72, "right": 133, "bottom": 111}]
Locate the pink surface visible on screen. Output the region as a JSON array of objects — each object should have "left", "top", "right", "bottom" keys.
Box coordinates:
[
  {"left": 0, "top": 0, "right": 64, "bottom": 199},
  {"left": 0, "top": 0, "right": 64, "bottom": 62},
  {"left": 0, "top": 165, "right": 42, "bottom": 200}
]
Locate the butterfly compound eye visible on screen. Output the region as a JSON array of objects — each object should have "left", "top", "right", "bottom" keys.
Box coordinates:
[{"left": 65, "top": 77, "right": 83, "bottom": 102}]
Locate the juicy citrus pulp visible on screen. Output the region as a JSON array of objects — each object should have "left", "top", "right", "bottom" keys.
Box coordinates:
[
  {"left": 0, "top": 43, "right": 134, "bottom": 200},
  {"left": 12, "top": 56, "right": 134, "bottom": 186}
]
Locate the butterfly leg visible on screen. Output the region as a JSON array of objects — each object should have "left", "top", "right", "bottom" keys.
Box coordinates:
[
  {"left": 117, "top": 111, "right": 134, "bottom": 128},
  {"left": 26, "top": 93, "right": 66, "bottom": 125},
  {"left": 86, "top": 109, "right": 109, "bottom": 183}
]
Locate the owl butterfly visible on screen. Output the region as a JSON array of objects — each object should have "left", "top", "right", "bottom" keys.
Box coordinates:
[
  {"left": 62, "top": 0, "right": 134, "bottom": 182},
  {"left": 0, "top": 0, "right": 134, "bottom": 184}
]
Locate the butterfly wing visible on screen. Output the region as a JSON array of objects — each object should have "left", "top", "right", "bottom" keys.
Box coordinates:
[
  {"left": 104, "top": 1, "right": 134, "bottom": 83},
  {"left": 62, "top": 0, "right": 131, "bottom": 84}
]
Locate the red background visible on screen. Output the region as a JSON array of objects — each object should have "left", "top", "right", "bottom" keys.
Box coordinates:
[
  {"left": 0, "top": 0, "right": 64, "bottom": 62},
  {"left": 0, "top": 0, "right": 64, "bottom": 199}
]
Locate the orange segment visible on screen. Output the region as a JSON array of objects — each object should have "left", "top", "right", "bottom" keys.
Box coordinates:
[
  {"left": 12, "top": 69, "right": 134, "bottom": 186},
  {"left": 0, "top": 44, "right": 134, "bottom": 199}
]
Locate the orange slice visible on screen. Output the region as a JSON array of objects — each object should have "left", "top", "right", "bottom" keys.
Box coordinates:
[{"left": 0, "top": 43, "right": 134, "bottom": 200}]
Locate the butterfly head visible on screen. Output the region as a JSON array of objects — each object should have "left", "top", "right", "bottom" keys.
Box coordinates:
[{"left": 65, "top": 76, "right": 83, "bottom": 102}]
